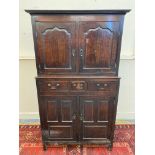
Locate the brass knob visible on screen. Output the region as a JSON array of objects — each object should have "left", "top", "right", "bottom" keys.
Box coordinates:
[
  {"left": 104, "top": 83, "right": 108, "bottom": 87},
  {"left": 56, "top": 83, "right": 60, "bottom": 87},
  {"left": 73, "top": 83, "right": 77, "bottom": 87},
  {"left": 47, "top": 83, "right": 51, "bottom": 87},
  {"left": 96, "top": 83, "right": 100, "bottom": 87}
]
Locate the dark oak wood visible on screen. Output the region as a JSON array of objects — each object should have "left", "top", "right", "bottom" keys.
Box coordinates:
[
  {"left": 40, "top": 96, "right": 77, "bottom": 141},
  {"left": 79, "top": 21, "right": 119, "bottom": 74},
  {"left": 79, "top": 97, "right": 114, "bottom": 141},
  {"left": 36, "top": 77, "right": 119, "bottom": 94},
  {"left": 26, "top": 10, "right": 130, "bottom": 151},
  {"left": 31, "top": 13, "right": 125, "bottom": 75},
  {"left": 36, "top": 22, "right": 76, "bottom": 74}
]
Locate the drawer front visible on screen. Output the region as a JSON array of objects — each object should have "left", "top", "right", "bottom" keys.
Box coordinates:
[
  {"left": 37, "top": 78, "right": 119, "bottom": 94},
  {"left": 88, "top": 81, "right": 117, "bottom": 91},
  {"left": 38, "top": 80, "right": 69, "bottom": 92},
  {"left": 71, "top": 81, "right": 87, "bottom": 91}
]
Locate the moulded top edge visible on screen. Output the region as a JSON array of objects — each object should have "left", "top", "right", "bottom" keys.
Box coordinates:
[{"left": 25, "top": 10, "right": 131, "bottom": 15}]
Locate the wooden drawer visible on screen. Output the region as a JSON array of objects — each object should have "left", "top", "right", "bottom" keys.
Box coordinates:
[
  {"left": 88, "top": 81, "right": 117, "bottom": 91},
  {"left": 70, "top": 81, "right": 87, "bottom": 91},
  {"left": 38, "top": 80, "right": 69, "bottom": 92},
  {"left": 36, "top": 77, "right": 119, "bottom": 94}
]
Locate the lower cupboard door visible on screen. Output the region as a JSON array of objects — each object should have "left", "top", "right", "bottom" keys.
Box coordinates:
[
  {"left": 79, "top": 96, "right": 114, "bottom": 141},
  {"left": 40, "top": 96, "right": 77, "bottom": 141}
]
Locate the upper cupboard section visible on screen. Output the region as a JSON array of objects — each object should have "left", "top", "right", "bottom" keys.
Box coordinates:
[{"left": 31, "top": 15, "right": 125, "bottom": 75}]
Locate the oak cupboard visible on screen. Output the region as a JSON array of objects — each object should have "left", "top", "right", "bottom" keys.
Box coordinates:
[{"left": 26, "top": 10, "right": 130, "bottom": 151}]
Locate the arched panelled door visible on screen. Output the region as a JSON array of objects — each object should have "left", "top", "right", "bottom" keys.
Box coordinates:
[
  {"left": 79, "top": 21, "right": 120, "bottom": 75},
  {"left": 36, "top": 22, "right": 76, "bottom": 74}
]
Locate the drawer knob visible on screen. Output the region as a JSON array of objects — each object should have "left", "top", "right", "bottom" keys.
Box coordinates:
[
  {"left": 47, "top": 83, "right": 60, "bottom": 89},
  {"left": 56, "top": 83, "right": 60, "bottom": 87},
  {"left": 96, "top": 83, "right": 108, "bottom": 87},
  {"left": 47, "top": 83, "right": 51, "bottom": 87},
  {"left": 73, "top": 83, "right": 77, "bottom": 87},
  {"left": 96, "top": 83, "right": 100, "bottom": 87}
]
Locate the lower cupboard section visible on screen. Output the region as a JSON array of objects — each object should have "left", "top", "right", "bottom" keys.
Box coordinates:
[{"left": 38, "top": 95, "right": 117, "bottom": 144}]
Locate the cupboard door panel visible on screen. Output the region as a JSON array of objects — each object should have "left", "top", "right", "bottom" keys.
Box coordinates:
[
  {"left": 48, "top": 126, "right": 73, "bottom": 139},
  {"left": 43, "top": 28, "right": 70, "bottom": 68},
  {"left": 83, "top": 125, "right": 108, "bottom": 139},
  {"left": 47, "top": 100, "right": 58, "bottom": 122},
  {"left": 41, "top": 96, "right": 77, "bottom": 141},
  {"left": 97, "top": 100, "right": 109, "bottom": 122},
  {"left": 79, "top": 21, "right": 119, "bottom": 75},
  {"left": 79, "top": 97, "right": 114, "bottom": 141},
  {"left": 36, "top": 22, "right": 76, "bottom": 74},
  {"left": 83, "top": 27, "right": 113, "bottom": 68},
  {"left": 61, "top": 99, "right": 74, "bottom": 122}
]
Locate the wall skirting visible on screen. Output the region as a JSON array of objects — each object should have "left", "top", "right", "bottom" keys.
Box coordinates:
[
  {"left": 19, "top": 112, "right": 40, "bottom": 119},
  {"left": 116, "top": 112, "right": 135, "bottom": 120}
]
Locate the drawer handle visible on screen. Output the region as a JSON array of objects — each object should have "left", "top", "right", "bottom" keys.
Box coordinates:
[
  {"left": 47, "top": 83, "right": 60, "bottom": 89},
  {"left": 50, "top": 86, "right": 56, "bottom": 90},
  {"left": 72, "top": 82, "right": 84, "bottom": 90},
  {"left": 96, "top": 83, "right": 108, "bottom": 90},
  {"left": 104, "top": 83, "right": 108, "bottom": 87},
  {"left": 47, "top": 83, "right": 51, "bottom": 87},
  {"left": 73, "top": 83, "right": 77, "bottom": 87},
  {"left": 96, "top": 83, "right": 100, "bottom": 87},
  {"left": 96, "top": 83, "right": 108, "bottom": 87},
  {"left": 56, "top": 83, "right": 60, "bottom": 87}
]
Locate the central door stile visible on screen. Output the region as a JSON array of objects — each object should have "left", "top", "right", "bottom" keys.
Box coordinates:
[
  {"left": 75, "top": 95, "right": 80, "bottom": 141},
  {"left": 76, "top": 20, "right": 80, "bottom": 74}
]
